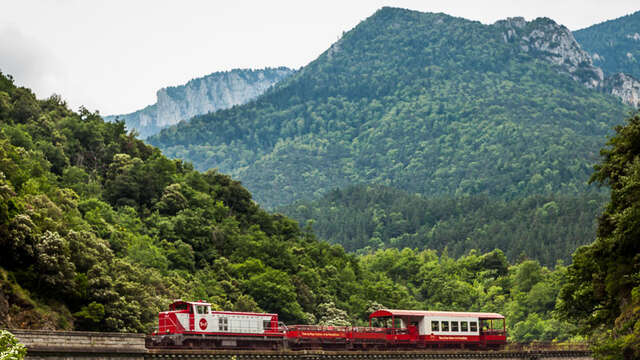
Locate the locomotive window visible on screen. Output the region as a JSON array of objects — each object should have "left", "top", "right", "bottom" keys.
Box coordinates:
[
  {"left": 470, "top": 321, "right": 478, "bottom": 332},
  {"left": 431, "top": 321, "right": 439, "bottom": 332},
  {"left": 441, "top": 321, "right": 449, "bottom": 331},
  {"left": 197, "top": 305, "right": 207, "bottom": 314},
  {"left": 263, "top": 320, "right": 271, "bottom": 330},
  {"left": 451, "top": 321, "right": 459, "bottom": 332},
  {"left": 219, "top": 317, "right": 228, "bottom": 331},
  {"left": 461, "top": 321, "right": 468, "bottom": 332},
  {"left": 172, "top": 303, "right": 188, "bottom": 311}
]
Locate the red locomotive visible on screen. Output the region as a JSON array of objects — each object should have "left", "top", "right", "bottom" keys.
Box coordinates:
[{"left": 149, "top": 300, "right": 507, "bottom": 350}]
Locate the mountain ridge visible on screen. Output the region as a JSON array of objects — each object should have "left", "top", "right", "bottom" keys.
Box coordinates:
[
  {"left": 149, "top": 7, "right": 631, "bottom": 208},
  {"left": 573, "top": 10, "right": 640, "bottom": 80},
  {"left": 105, "top": 67, "right": 294, "bottom": 138}
]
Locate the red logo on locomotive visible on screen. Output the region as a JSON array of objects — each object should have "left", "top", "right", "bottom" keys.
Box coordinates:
[{"left": 199, "top": 318, "right": 208, "bottom": 330}]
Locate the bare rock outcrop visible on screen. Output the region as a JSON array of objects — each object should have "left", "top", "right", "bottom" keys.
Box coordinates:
[
  {"left": 604, "top": 73, "right": 640, "bottom": 108},
  {"left": 105, "top": 67, "right": 294, "bottom": 138}
]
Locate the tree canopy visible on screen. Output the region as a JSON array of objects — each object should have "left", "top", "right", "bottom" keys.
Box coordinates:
[
  {"left": 280, "top": 184, "right": 606, "bottom": 266},
  {"left": 559, "top": 111, "right": 640, "bottom": 359},
  {"left": 0, "top": 70, "right": 580, "bottom": 343},
  {"left": 574, "top": 11, "right": 640, "bottom": 79}
]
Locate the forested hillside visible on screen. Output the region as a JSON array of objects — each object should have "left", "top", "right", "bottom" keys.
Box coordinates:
[
  {"left": 0, "top": 71, "right": 581, "bottom": 342},
  {"left": 559, "top": 111, "right": 640, "bottom": 359},
  {"left": 149, "top": 7, "right": 630, "bottom": 208},
  {"left": 281, "top": 185, "right": 606, "bottom": 266},
  {"left": 0, "top": 70, "right": 361, "bottom": 330},
  {"left": 574, "top": 11, "right": 640, "bottom": 79}
]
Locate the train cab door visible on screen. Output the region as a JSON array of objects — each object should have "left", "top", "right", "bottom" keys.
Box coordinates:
[{"left": 193, "top": 304, "right": 212, "bottom": 332}]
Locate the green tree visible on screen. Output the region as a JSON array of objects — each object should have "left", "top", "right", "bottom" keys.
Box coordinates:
[
  {"left": 0, "top": 330, "right": 26, "bottom": 360},
  {"left": 559, "top": 112, "right": 640, "bottom": 359}
]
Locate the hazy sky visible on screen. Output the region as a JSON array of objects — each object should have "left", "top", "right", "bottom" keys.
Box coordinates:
[{"left": 1, "top": 0, "right": 638, "bottom": 115}]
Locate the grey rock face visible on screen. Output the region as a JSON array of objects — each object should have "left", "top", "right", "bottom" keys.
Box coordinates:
[
  {"left": 495, "top": 16, "right": 640, "bottom": 108},
  {"left": 604, "top": 73, "right": 640, "bottom": 108},
  {"left": 496, "top": 17, "right": 604, "bottom": 88},
  {"left": 105, "top": 67, "right": 294, "bottom": 138}
]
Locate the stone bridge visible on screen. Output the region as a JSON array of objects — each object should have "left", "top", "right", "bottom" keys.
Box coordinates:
[{"left": 9, "top": 330, "right": 593, "bottom": 360}]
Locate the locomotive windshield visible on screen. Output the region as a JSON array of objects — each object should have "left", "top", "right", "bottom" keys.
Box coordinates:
[{"left": 171, "top": 302, "right": 189, "bottom": 311}]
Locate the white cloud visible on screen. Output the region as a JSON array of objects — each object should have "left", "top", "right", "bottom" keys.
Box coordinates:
[
  {"left": 0, "top": 26, "right": 66, "bottom": 100},
  {"left": 1, "top": 1, "right": 638, "bottom": 115}
]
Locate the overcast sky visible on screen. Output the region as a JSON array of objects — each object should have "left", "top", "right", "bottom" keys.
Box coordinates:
[{"left": 1, "top": 0, "right": 638, "bottom": 116}]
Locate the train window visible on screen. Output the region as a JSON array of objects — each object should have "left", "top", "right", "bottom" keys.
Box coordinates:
[
  {"left": 196, "top": 305, "right": 207, "bottom": 314},
  {"left": 219, "top": 317, "right": 228, "bottom": 331},
  {"left": 263, "top": 320, "right": 271, "bottom": 330},
  {"left": 172, "top": 303, "right": 188, "bottom": 311},
  {"left": 431, "top": 321, "right": 439, "bottom": 332},
  {"left": 451, "top": 321, "right": 459, "bottom": 332},
  {"left": 470, "top": 321, "right": 478, "bottom": 332},
  {"left": 461, "top": 321, "right": 468, "bottom": 332},
  {"left": 441, "top": 321, "right": 449, "bottom": 331}
]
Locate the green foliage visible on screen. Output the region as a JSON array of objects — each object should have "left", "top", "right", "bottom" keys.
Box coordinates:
[
  {"left": 357, "top": 248, "right": 577, "bottom": 342},
  {"left": 574, "top": 11, "right": 640, "bottom": 79},
  {"left": 0, "top": 70, "right": 361, "bottom": 332},
  {"left": 149, "top": 7, "right": 630, "bottom": 208},
  {"left": 73, "top": 302, "right": 105, "bottom": 328},
  {"left": 559, "top": 112, "right": 640, "bottom": 359},
  {"left": 0, "top": 68, "right": 582, "bottom": 342},
  {"left": 0, "top": 330, "right": 26, "bottom": 360},
  {"left": 281, "top": 184, "right": 606, "bottom": 265},
  {"left": 316, "top": 302, "right": 351, "bottom": 326}
]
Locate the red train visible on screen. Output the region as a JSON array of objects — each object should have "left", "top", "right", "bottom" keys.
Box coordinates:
[{"left": 149, "top": 299, "right": 507, "bottom": 350}]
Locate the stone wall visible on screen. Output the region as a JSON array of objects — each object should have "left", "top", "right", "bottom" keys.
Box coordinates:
[
  {"left": 7, "top": 329, "right": 592, "bottom": 360},
  {"left": 10, "top": 329, "right": 145, "bottom": 360}
]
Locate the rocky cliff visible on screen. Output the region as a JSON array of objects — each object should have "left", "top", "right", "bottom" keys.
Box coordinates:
[
  {"left": 496, "top": 17, "right": 604, "bottom": 88},
  {"left": 497, "top": 17, "right": 640, "bottom": 108},
  {"left": 105, "top": 67, "right": 294, "bottom": 138},
  {"left": 604, "top": 73, "right": 640, "bottom": 108}
]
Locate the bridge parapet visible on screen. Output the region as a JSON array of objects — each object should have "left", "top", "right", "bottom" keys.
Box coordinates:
[
  {"left": 9, "top": 329, "right": 146, "bottom": 360},
  {"left": 6, "top": 330, "right": 592, "bottom": 360}
]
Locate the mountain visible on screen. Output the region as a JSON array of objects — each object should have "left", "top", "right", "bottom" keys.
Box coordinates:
[
  {"left": 574, "top": 11, "right": 640, "bottom": 80},
  {"left": 105, "top": 67, "right": 294, "bottom": 138},
  {"left": 280, "top": 184, "right": 606, "bottom": 266},
  {"left": 0, "top": 71, "right": 581, "bottom": 343},
  {"left": 149, "top": 7, "right": 630, "bottom": 208}
]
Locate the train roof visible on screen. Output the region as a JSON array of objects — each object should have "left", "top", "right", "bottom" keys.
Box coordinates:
[
  {"left": 171, "top": 299, "right": 212, "bottom": 306},
  {"left": 169, "top": 300, "right": 277, "bottom": 316},
  {"left": 370, "top": 309, "right": 505, "bottom": 319}
]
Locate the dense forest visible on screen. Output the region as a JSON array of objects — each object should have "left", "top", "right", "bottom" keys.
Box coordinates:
[
  {"left": 574, "top": 10, "right": 640, "bottom": 79},
  {"left": 0, "top": 70, "right": 582, "bottom": 342},
  {"left": 1, "top": 8, "right": 637, "bottom": 358},
  {"left": 149, "top": 7, "right": 630, "bottom": 208},
  {"left": 0, "top": 70, "right": 360, "bottom": 329},
  {"left": 558, "top": 112, "right": 640, "bottom": 359},
  {"left": 280, "top": 185, "right": 606, "bottom": 266}
]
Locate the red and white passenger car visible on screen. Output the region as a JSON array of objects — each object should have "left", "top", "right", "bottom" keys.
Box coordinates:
[{"left": 365, "top": 309, "right": 506, "bottom": 349}]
